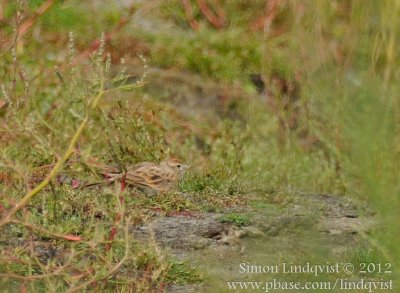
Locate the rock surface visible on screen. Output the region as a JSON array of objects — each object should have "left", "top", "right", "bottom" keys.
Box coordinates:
[
  {"left": 130, "top": 193, "right": 375, "bottom": 292},
  {"left": 132, "top": 213, "right": 226, "bottom": 254}
]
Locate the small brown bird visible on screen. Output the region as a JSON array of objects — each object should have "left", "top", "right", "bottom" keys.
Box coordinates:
[{"left": 105, "top": 159, "right": 188, "bottom": 193}]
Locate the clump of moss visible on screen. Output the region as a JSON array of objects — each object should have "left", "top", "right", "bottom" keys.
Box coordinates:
[{"left": 219, "top": 213, "right": 250, "bottom": 227}]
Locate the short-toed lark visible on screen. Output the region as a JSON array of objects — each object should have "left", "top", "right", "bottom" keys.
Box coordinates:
[{"left": 106, "top": 159, "right": 188, "bottom": 193}]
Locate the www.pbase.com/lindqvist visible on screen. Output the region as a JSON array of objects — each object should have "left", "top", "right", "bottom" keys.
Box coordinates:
[{"left": 226, "top": 278, "right": 393, "bottom": 292}]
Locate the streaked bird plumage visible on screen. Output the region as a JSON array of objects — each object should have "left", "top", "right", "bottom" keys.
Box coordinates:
[{"left": 106, "top": 159, "right": 188, "bottom": 193}]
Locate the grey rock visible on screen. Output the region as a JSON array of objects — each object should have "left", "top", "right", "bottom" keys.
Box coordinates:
[{"left": 131, "top": 214, "right": 226, "bottom": 251}]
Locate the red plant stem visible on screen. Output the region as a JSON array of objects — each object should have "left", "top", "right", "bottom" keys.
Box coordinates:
[
  {"left": 74, "top": 5, "right": 136, "bottom": 63},
  {"left": 105, "top": 213, "right": 121, "bottom": 251},
  {"left": 182, "top": 0, "right": 200, "bottom": 31},
  {"left": 18, "top": 0, "right": 56, "bottom": 38},
  {"left": 251, "top": 0, "right": 281, "bottom": 31},
  {"left": 197, "top": 0, "right": 225, "bottom": 29}
]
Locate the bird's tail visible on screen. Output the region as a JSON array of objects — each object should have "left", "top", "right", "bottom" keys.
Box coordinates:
[
  {"left": 82, "top": 165, "right": 123, "bottom": 188},
  {"left": 83, "top": 172, "right": 122, "bottom": 188},
  {"left": 103, "top": 172, "right": 123, "bottom": 182}
]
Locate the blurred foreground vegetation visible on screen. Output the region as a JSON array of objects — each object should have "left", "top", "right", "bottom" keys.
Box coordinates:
[{"left": 0, "top": 0, "right": 399, "bottom": 291}]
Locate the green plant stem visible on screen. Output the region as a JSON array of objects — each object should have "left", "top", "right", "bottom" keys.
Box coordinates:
[{"left": 0, "top": 80, "right": 105, "bottom": 228}]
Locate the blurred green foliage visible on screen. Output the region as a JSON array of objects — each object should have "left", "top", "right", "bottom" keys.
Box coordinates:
[{"left": 0, "top": 0, "right": 399, "bottom": 290}]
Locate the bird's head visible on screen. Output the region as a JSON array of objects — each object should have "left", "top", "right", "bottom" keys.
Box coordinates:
[{"left": 162, "top": 158, "right": 188, "bottom": 176}]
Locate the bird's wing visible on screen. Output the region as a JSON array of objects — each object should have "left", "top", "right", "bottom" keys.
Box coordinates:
[
  {"left": 105, "top": 162, "right": 154, "bottom": 181},
  {"left": 127, "top": 162, "right": 157, "bottom": 171},
  {"left": 125, "top": 166, "right": 168, "bottom": 191}
]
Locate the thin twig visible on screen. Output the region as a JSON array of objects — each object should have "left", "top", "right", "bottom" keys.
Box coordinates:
[
  {"left": 49, "top": 180, "right": 58, "bottom": 225},
  {"left": 10, "top": 219, "right": 83, "bottom": 242},
  {"left": 0, "top": 250, "right": 76, "bottom": 280},
  {"left": 66, "top": 216, "right": 131, "bottom": 293}
]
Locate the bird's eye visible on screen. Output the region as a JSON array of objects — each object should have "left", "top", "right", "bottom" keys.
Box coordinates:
[{"left": 177, "top": 164, "right": 181, "bottom": 168}]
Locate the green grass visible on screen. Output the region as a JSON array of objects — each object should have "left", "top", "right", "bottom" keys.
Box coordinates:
[
  {"left": 179, "top": 173, "right": 223, "bottom": 192},
  {"left": 347, "top": 246, "right": 393, "bottom": 278},
  {"left": 165, "top": 261, "right": 202, "bottom": 284}
]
